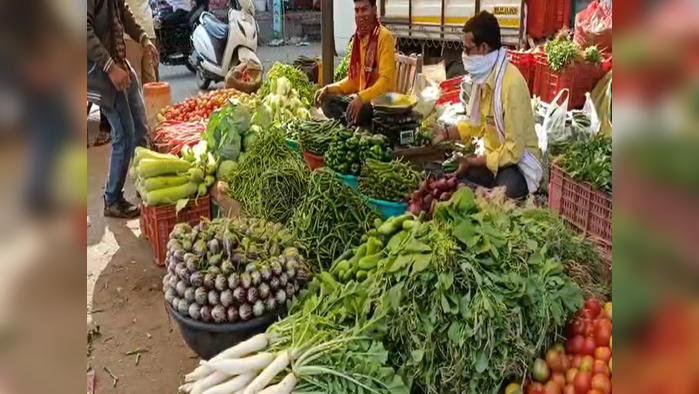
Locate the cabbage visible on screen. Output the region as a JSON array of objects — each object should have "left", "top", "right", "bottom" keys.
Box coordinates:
[
  {"left": 243, "top": 132, "right": 258, "bottom": 152},
  {"left": 217, "top": 160, "right": 239, "bottom": 180},
  {"left": 204, "top": 102, "right": 251, "bottom": 161}
]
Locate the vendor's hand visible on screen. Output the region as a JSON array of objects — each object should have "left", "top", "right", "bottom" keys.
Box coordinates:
[
  {"left": 143, "top": 38, "right": 160, "bottom": 66},
  {"left": 108, "top": 64, "right": 131, "bottom": 91},
  {"left": 314, "top": 86, "right": 329, "bottom": 108},
  {"left": 451, "top": 157, "right": 471, "bottom": 177},
  {"left": 346, "top": 96, "right": 364, "bottom": 125},
  {"left": 432, "top": 127, "right": 448, "bottom": 145}
]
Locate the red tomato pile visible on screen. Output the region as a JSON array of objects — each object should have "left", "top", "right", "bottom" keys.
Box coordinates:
[
  {"left": 506, "top": 299, "right": 613, "bottom": 394},
  {"left": 160, "top": 89, "right": 242, "bottom": 123}
]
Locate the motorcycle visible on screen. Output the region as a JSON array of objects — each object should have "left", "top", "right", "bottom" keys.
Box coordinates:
[
  {"left": 190, "top": 0, "right": 260, "bottom": 90},
  {"left": 152, "top": 1, "right": 198, "bottom": 72}
]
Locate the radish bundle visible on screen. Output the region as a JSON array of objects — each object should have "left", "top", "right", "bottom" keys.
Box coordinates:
[{"left": 179, "top": 277, "right": 409, "bottom": 394}]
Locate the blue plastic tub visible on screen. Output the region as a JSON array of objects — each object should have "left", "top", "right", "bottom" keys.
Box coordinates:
[
  {"left": 286, "top": 139, "right": 300, "bottom": 153},
  {"left": 337, "top": 173, "right": 358, "bottom": 189},
  {"left": 367, "top": 197, "right": 407, "bottom": 219}
]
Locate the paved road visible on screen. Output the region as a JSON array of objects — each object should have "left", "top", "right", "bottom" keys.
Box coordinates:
[{"left": 159, "top": 43, "right": 328, "bottom": 102}]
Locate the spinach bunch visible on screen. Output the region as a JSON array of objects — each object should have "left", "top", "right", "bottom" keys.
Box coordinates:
[{"left": 557, "top": 136, "right": 613, "bottom": 193}]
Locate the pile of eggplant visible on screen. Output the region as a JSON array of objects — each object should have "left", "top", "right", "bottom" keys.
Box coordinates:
[{"left": 162, "top": 218, "right": 311, "bottom": 324}]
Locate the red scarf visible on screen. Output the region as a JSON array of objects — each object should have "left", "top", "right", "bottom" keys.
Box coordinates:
[{"left": 348, "top": 21, "right": 381, "bottom": 89}]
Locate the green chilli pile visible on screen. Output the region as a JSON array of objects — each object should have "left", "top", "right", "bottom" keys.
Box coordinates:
[
  {"left": 295, "top": 119, "right": 347, "bottom": 156},
  {"left": 290, "top": 169, "right": 380, "bottom": 271},
  {"left": 227, "top": 127, "right": 309, "bottom": 224},
  {"left": 358, "top": 159, "right": 423, "bottom": 202}
]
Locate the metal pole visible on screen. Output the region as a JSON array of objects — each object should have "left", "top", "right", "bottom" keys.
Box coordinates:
[{"left": 321, "top": 0, "right": 334, "bottom": 87}]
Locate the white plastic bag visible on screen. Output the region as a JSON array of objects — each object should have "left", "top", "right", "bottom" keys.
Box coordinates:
[
  {"left": 541, "top": 89, "right": 570, "bottom": 156},
  {"left": 572, "top": 92, "right": 601, "bottom": 136}
]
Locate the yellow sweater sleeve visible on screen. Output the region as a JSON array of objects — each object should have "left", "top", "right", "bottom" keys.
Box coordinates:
[
  {"left": 456, "top": 121, "right": 479, "bottom": 141},
  {"left": 358, "top": 32, "right": 396, "bottom": 103},
  {"left": 484, "top": 80, "right": 532, "bottom": 174},
  {"left": 328, "top": 76, "right": 359, "bottom": 96}
]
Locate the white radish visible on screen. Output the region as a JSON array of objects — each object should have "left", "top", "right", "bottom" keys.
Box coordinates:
[
  {"left": 256, "top": 373, "right": 297, "bottom": 394},
  {"left": 191, "top": 371, "right": 232, "bottom": 394},
  {"left": 205, "top": 353, "right": 275, "bottom": 376},
  {"left": 186, "top": 365, "right": 214, "bottom": 383},
  {"left": 210, "top": 334, "right": 269, "bottom": 363},
  {"left": 243, "top": 352, "right": 291, "bottom": 394},
  {"left": 200, "top": 373, "right": 256, "bottom": 394},
  {"left": 178, "top": 382, "right": 194, "bottom": 393}
]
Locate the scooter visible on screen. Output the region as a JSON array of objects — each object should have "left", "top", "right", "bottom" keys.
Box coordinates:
[{"left": 190, "top": 0, "right": 259, "bottom": 90}]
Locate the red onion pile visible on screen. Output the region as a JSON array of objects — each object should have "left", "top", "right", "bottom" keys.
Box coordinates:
[{"left": 407, "top": 174, "right": 460, "bottom": 219}]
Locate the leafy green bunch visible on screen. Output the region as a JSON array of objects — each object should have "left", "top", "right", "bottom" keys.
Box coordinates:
[
  {"left": 556, "top": 136, "right": 612, "bottom": 193},
  {"left": 260, "top": 63, "right": 318, "bottom": 108}
]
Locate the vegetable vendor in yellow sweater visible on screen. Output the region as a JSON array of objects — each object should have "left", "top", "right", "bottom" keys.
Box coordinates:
[
  {"left": 314, "top": 0, "right": 396, "bottom": 128},
  {"left": 433, "top": 12, "right": 543, "bottom": 200}
]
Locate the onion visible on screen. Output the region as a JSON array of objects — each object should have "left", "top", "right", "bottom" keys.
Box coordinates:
[
  {"left": 440, "top": 192, "right": 452, "bottom": 201},
  {"left": 409, "top": 203, "right": 422, "bottom": 216},
  {"left": 447, "top": 176, "right": 458, "bottom": 189}
]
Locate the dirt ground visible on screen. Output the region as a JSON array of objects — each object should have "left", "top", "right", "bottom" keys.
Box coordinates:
[{"left": 87, "top": 144, "right": 196, "bottom": 394}]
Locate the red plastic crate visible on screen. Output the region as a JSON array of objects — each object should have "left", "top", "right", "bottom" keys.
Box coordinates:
[
  {"left": 548, "top": 164, "right": 612, "bottom": 264},
  {"left": 507, "top": 50, "right": 535, "bottom": 93},
  {"left": 141, "top": 195, "right": 212, "bottom": 266},
  {"left": 527, "top": 0, "right": 572, "bottom": 39},
  {"left": 533, "top": 53, "right": 605, "bottom": 109}
]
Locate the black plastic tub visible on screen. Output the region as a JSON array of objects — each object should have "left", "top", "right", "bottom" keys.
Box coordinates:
[{"left": 165, "top": 302, "right": 283, "bottom": 360}]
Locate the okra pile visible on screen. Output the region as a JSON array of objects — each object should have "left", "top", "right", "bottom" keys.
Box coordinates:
[
  {"left": 324, "top": 131, "right": 392, "bottom": 176},
  {"left": 358, "top": 159, "right": 423, "bottom": 202}
]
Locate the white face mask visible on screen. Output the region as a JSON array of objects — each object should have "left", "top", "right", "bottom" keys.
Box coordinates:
[{"left": 461, "top": 50, "right": 500, "bottom": 84}]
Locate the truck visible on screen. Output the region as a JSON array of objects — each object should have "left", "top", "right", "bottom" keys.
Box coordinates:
[{"left": 334, "top": 0, "right": 526, "bottom": 78}]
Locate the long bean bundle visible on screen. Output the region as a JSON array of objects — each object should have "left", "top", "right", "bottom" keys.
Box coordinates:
[
  {"left": 227, "top": 127, "right": 309, "bottom": 224},
  {"left": 290, "top": 169, "right": 379, "bottom": 271},
  {"left": 358, "top": 159, "right": 423, "bottom": 202}
]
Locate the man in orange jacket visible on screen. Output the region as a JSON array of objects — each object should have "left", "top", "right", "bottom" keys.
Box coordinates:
[{"left": 314, "top": 0, "right": 396, "bottom": 128}]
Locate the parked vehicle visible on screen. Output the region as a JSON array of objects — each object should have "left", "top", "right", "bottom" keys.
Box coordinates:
[{"left": 190, "top": 0, "right": 260, "bottom": 89}]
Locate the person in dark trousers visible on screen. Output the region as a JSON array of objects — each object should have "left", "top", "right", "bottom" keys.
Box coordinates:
[
  {"left": 432, "top": 11, "right": 542, "bottom": 200},
  {"left": 313, "top": 0, "right": 396, "bottom": 128},
  {"left": 88, "top": 0, "right": 160, "bottom": 218}
]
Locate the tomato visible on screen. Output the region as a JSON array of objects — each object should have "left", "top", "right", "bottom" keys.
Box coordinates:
[
  {"left": 546, "top": 350, "right": 564, "bottom": 373},
  {"left": 562, "top": 385, "right": 576, "bottom": 394},
  {"left": 504, "top": 383, "right": 522, "bottom": 394},
  {"left": 551, "top": 372, "right": 566, "bottom": 388},
  {"left": 594, "top": 347, "right": 612, "bottom": 364},
  {"left": 579, "top": 356, "right": 595, "bottom": 373},
  {"left": 565, "top": 369, "right": 578, "bottom": 384},
  {"left": 560, "top": 354, "right": 570, "bottom": 372},
  {"left": 583, "top": 319, "right": 595, "bottom": 337},
  {"left": 594, "top": 324, "right": 612, "bottom": 347},
  {"left": 528, "top": 382, "right": 544, "bottom": 394},
  {"left": 569, "top": 336, "right": 585, "bottom": 355},
  {"left": 585, "top": 299, "right": 602, "bottom": 318},
  {"left": 604, "top": 302, "right": 612, "bottom": 320},
  {"left": 551, "top": 343, "right": 566, "bottom": 354},
  {"left": 570, "top": 319, "right": 585, "bottom": 336},
  {"left": 573, "top": 371, "right": 592, "bottom": 394},
  {"left": 542, "top": 381, "right": 562, "bottom": 394},
  {"left": 582, "top": 338, "right": 597, "bottom": 356},
  {"left": 571, "top": 355, "right": 582, "bottom": 369},
  {"left": 532, "top": 359, "right": 551, "bottom": 383},
  {"left": 608, "top": 357, "right": 612, "bottom": 374},
  {"left": 591, "top": 374, "right": 611, "bottom": 394},
  {"left": 588, "top": 390, "right": 604, "bottom": 394},
  {"left": 592, "top": 360, "right": 610, "bottom": 377}
]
